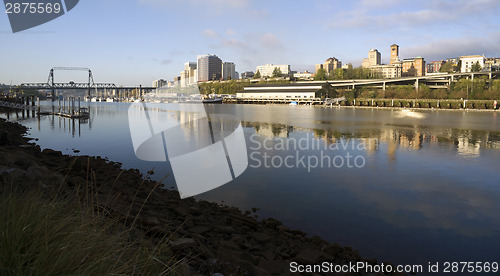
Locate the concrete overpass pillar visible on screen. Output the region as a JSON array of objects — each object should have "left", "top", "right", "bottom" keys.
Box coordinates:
[
  {"left": 415, "top": 78, "right": 419, "bottom": 91},
  {"left": 383, "top": 82, "right": 386, "bottom": 91}
]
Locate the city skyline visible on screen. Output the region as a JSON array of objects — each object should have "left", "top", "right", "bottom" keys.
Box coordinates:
[{"left": 1, "top": 0, "right": 499, "bottom": 86}]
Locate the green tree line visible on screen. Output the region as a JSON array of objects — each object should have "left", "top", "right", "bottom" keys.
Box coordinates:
[{"left": 314, "top": 65, "right": 381, "bottom": 81}]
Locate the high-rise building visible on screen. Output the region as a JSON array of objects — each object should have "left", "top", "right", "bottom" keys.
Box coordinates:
[
  {"left": 180, "top": 62, "right": 197, "bottom": 87},
  {"left": 361, "top": 49, "right": 381, "bottom": 68},
  {"left": 368, "top": 49, "right": 381, "bottom": 66},
  {"left": 222, "top": 62, "right": 236, "bottom": 80},
  {"left": 323, "top": 57, "right": 342, "bottom": 74},
  {"left": 390, "top": 44, "right": 399, "bottom": 65},
  {"left": 316, "top": 58, "right": 342, "bottom": 74},
  {"left": 152, "top": 79, "right": 167, "bottom": 88},
  {"left": 197, "top": 54, "right": 222, "bottom": 82}
]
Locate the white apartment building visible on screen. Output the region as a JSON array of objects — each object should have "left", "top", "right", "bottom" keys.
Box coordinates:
[
  {"left": 255, "top": 64, "right": 291, "bottom": 77},
  {"left": 370, "top": 64, "right": 402, "bottom": 78},
  {"left": 293, "top": 71, "right": 313, "bottom": 80},
  {"left": 460, "top": 55, "right": 485, "bottom": 73}
]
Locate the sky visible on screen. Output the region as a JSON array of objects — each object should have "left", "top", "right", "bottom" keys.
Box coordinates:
[{"left": 1, "top": 0, "right": 499, "bottom": 86}]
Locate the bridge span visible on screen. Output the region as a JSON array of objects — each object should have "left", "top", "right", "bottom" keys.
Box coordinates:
[
  {"left": 312, "top": 71, "right": 500, "bottom": 90},
  {"left": 18, "top": 67, "right": 156, "bottom": 99}
]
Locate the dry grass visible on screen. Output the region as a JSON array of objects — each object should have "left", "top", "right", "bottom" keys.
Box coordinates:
[{"left": 0, "top": 189, "right": 181, "bottom": 276}]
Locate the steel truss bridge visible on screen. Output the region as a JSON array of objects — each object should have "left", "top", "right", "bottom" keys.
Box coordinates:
[{"left": 19, "top": 67, "right": 155, "bottom": 98}]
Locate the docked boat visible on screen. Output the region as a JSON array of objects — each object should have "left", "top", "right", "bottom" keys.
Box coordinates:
[
  {"left": 289, "top": 101, "right": 298, "bottom": 106},
  {"left": 202, "top": 95, "right": 223, "bottom": 104}
]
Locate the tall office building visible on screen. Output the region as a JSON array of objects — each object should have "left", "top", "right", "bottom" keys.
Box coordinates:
[
  {"left": 180, "top": 62, "right": 197, "bottom": 87},
  {"left": 222, "top": 62, "right": 236, "bottom": 80},
  {"left": 152, "top": 79, "right": 167, "bottom": 88},
  {"left": 323, "top": 57, "right": 342, "bottom": 74},
  {"left": 390, "top": 44, "right": 399, "bottom": 65},
  {"left": 197, "top": 54, "right": 222, "bottom": 82},
  {"left": 316, "top": 57, "right": 342, "bottom": 74},
  {"left": 362, "top": 49, "right": 381, "bottom": 68},
  {"left": 368, "top": 49, "right": 381, "bottom": 66}
]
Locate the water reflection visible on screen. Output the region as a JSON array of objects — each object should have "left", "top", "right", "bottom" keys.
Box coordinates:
[{"left": 241, "top": 120, "right": 500, "bottom": 160}]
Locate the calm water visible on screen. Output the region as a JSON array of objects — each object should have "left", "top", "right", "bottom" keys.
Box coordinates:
[{"left": 3, "top": 102, "right": 500, "bottom": 269}]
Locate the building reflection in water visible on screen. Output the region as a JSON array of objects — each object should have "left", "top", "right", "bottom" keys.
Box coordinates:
[{"left": 241, "top": 120, "right": 500, "bottom": 161}]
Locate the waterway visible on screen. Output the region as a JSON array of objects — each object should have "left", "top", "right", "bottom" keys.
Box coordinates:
[{"left": 2, "top": 102, "right": 500, "bottom": 269}]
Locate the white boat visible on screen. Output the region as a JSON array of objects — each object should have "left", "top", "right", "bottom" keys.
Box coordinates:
[
  {"left": 202, "top": 95, "right": 223, "bottom": 104},
  {"left": 289, "top": 101, "right": 298, "bottom": 106}
]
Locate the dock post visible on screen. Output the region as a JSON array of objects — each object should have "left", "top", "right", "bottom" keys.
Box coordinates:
[
  {"left": 36, "top": 97, "right": 40, "bottom": 115},
  {"left": 58, "top": 97, "right": 61, "bottom": 112},
  {"left": 71, "top": 97, "right": 75, "bottom": 115},
  {"left": 78, "top": 97, "right": 81, "bottom": 115},
  {"left": 31, "top": 96, "right": 35, "bottom": 107},
  {"left": 63, "top": 97, "right": 66, "bottom": 113}
]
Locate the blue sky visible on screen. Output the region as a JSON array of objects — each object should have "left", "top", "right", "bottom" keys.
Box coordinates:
[{"left": 1, "top": 0, "right": 499, "bottom": 86}]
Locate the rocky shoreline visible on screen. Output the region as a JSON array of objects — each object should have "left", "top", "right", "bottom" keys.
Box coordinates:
[{"left": 0, "top": 118, "right": 407, "bottom": 275}]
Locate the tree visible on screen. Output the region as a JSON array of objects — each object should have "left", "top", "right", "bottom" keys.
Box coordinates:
[
  {"left": 439, "top": 62, "right": 453, "bottom": 72},
  {"left": 272, "top": 67, "right": 282, "bottom": 78},
  {"left": 314, "top": 68, "right": 326, "bottom": 80},
  {"left": 253, "top": 70, "right": 261, "bottom": 79},
  {"left": 471, "top": 61, "right": 482, "bottom": 72},
  {"left": 333, "top": 68, "right": 344, "bottom": 80}
]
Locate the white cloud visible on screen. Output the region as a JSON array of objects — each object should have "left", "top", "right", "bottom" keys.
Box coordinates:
[
  {"left": 139, "top": 0, "right": 250, "bottom": 15},
  {"left": 404, "top": 32, "right": 500, "bottom": 60},
  {"left": 226, "top": 28, "right": 236, "bottom": 36},
  {"left": 202, "top": 29, "right": 219, "bottom": 39},
  {"left": 260, "top": 33, "right": 282, "bottom": 50},
  {"left": 327, "top": 0, "right": 500, "bottom": 31},
  {"left": 221, "top": 38, "right": 245, "bottom": 48}
]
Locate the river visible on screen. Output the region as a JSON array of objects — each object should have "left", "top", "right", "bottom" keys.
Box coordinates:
[{"left": 3, "top": 101, "right": 500, "bottom": 268}]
